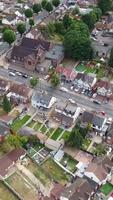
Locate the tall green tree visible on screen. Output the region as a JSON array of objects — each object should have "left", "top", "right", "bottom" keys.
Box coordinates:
[
  {"left": 17, "top": 22, "right": 26, "bottom": 36},
  {"left": 64, "top": 23, "right": 93, "bottom": 60},
  {"left": 25, "top": 8, "right": 33, "bottom": 18},
  {"left": 109, "top": 47, "right": 113, "bottom": 68},
  {"left": 6, "top": 134, "right": 28, "bottom": 148},
  {"left": 98, "top": 0, "right": 113, "bottom": 14},
  {"left": 93, "top": 144, "right": 107, "bottom": 156},
  {"left": 51, "top": 72, "right": 60, "bottom": 87},
  {"left": 30, "top": 77, "right": 39, "bottom": 87},
  {"left": 41, "top": 0, "right": 47, "bottom": 9},
  {"left": 3, "top": 29, "right": 16, "bottom": 45},
  {"left": 63, "top": 14, "right": 72, "bottom": 29},
  {"left": 52, "top": 0, "right": 60, "bottom": 7},
  {"left": 67, "top": 128, "right": 83, "bottom": 148},
  {"left": 29, "top": 18, "right": 35, "bottom": 27},
  {"left": 93, "top": 7, "right": 102, "bottom": 21},
  {"left": 33, "top": 3, "right": 42, "bottom": 14},
  {"left": 3, "top": 95, "right": 11, "bottom": 113},
  {"left": 45, "top": 2, "right": 53, "bottom": 12},
  {"left": 82, "top": 11, "right": 97, "bottom": 30}
]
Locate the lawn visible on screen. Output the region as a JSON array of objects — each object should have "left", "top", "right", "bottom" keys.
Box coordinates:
[
  {"left": 27, "top": 158, "right": 51, "bottom": 186},
  {"left": 60, "top": 154, "right": 78, "bottom": 173},
  {"left": 85, "top": 67, "right": 96, "bottom": 74},
  {"left": 10, "top": 115, "right": 31, "bottom": 131},
  {"left": 75, "top": 64, "right": 86, "bottom": 72},
  {"left": 51, "top": 128, "right": 63, "bottom": 140},
  {"left": 6, "top": 172, "right": 38, "bottom": 200},
  {"left": 61, "top": 130, "right": 70, "bottom": 141},
  {"left": 82, "top": 138, "right": 91, "bottom": 151},
  {"left": 32, "top": 143, "right": 44, "bottom": 152},
  {"left": 0, "top": 181, "right": 18, "bottom": 200},
  {"left": 46, "top": 128, "right": 54, "bottom": 137},
  {"left": 0, "top": 141, "right": 14, "bottom": 158},
  {"left": 41, "top": 158, "right": 70, "bottom": 185},
  {"left": 27, "top": 120, "right": 36, "bottom": 128},
  {"left": 40, "top": 124, "right": 48, "bottom": 133},
  {"left": 34, "top": 121, "right": 42, "bottom": 131},
  {"left": 100, "top": 182, "right": 113, "bottom": 196}
]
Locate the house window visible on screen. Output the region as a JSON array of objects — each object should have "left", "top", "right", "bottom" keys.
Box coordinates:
[{"left": 28, "top": 60, "right": 31, "bottom": 65}]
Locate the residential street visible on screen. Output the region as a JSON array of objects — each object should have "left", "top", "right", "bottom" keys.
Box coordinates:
[{"left": 0, "top": 67, "right": 113, "bottom": 118}]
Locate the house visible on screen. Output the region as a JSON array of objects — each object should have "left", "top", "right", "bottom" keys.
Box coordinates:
[
  {"left": 0, "top": 148, "right": 26, "bottom": 179},
  {"left": 52, "top": 100, "right": 81, "bottom": 129},
  {"left": 84, "top": 157, "right": 113, "bottom": 184},
  {"left": 7, "top": 83, "right": 32, "bottom": 103},
  {"left": 7, "top": 37, "right": 52, "bottom": 71},
  {"left": 106, "top": 122, "right": 113, "bottom": 144},
  {"left": 45, "top": 45, "right": 64, "bottom": 67},
  {"left": 82, "top": 111, "right": 107, "bottom": 132},
  {"left": 50, "top": 183, "right": 64, "bottom": 200},
  {"left": 31, "top": 91, "right": 56, "bottom": 109},
  {"left": 60, "top": 177, "right": 96, "bottom": 200},
  {"left": 0, "top": 78, "right": 10, "bottom": 96},
  {"left": 93, "top": 80, "right": 113, "bottom": 101},
  {"left": 74, "top": 73, "right": 97, "bottom": 91},
  {"left": 56, "top": 66, "right": 76, "bottom": 82}
]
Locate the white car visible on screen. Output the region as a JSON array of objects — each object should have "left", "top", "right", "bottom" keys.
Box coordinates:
[
  {"left": 44, "top": 75, "right": 50, "bottom": 80},
  {"left": 69, "top": 98, "right": 76, "bottom": 104},
  {"left": 60, "top": 87, "right": 69, "bottom": 92},
  {"left": 9, "top": 72, "right": 15, "bottom": 77},
  {"left": 16, "top": 71, "right": 22, "bottom": 76}
]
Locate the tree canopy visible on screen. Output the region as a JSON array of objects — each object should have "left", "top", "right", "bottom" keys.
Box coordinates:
[
  {"left": 82, "top": 11, "right": 97, "bottom": 30},
  {"left": 98, "top": 0, "right": 113, "bottom": 14},
  {"left": 17, "top": 22, "right": 26, "bottom": 36},
  {"left": 25, "top": 8, "right": 33, "bottom": 18},
  {"left": 33, "top": 3, "right": 42, "bottom": 14},
  {"left": 45, "top": 2, "right": 53, "bottom": 12},
  {"left": 3, "top": 95, "right": 11, "bottom": 113},
  {"left": 52, "top": 0, "right": 60, "bottom": 7},
  {"left": 41, "top": 0, "right": 47, "bottom": 9},
  {"left": 3, "top": 29, "right": 16, "bottom": 45},
  {"left": 51, "top": 72, "right": 60, "bottom": 87},
  {"left": 67, "top": 128, "right": 83, "bottom": 148},
  {"left": 30, "top": 77, "right": 39, "bottom": 87},
  {"left": 29, "top": 18, "right": 35, "bottom": 27}
]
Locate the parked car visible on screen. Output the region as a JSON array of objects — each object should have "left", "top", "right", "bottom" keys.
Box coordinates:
[
  {"left": 93, "top": 100, "right": 101, "bottom": 105},
  {"left": 60, "top": 87, "right": 69, "bottom": 92},
  {"left": 9, "top": 72, "right": 15, "bottom": 77},
  {"left": 69, "top": 98, "right": 76, "bottom": 104},
  {"left": 16, "top": 71, "right": 22, "bottom": 76},
  {"left": 22, "top": 74, "right": 28, "bottom": 78}
]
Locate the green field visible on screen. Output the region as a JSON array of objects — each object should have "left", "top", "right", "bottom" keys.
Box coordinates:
[
  {"left": 0, "top": 181, "right": 18, "bottom": 200},
  {"left": 100, "top": 183, "right": 113, "bottom": 196},
  {"left": 11, "top": 115, "right": 30, "bottom": 131},
  {"left": 60, "top": 154, "right": 78, "bottom": 173},
  {"left": 27, "top": 120, "right": 36, "bottom": 128},
  {"left": 40, "top": 125, "right": 48, "bottom": 133},
  {"left": 34, "top": 122, "right": 42, "bottom": 131},
  {"left": 51, "top": 128, "right": 63, "bottom": 140}
]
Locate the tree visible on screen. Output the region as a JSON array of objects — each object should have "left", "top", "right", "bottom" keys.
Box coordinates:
[
  {"left": 52, "top": 0, "right": 60, "bottom": 7},
  {"left": 6, "top": 134, "right": 28, "bottom": 148},
  {"left": 98, "top": 0, "right": 113, "bottom": 14},
  {"left": 51, "top": 72, "right": 60, "bottom": 87},
  {"left": 71, "top": 6, "right": 80, "bottom": 16},
  {"left": 109, "top": 47, "right": 113, "bottom": 68},
  {"left": 30, "top": 77, "right": 38, "bottom": 87},
  {"left": 3, "top": 95, "right": 11, "bottom": 113},
  {"left": 67, "top": 128, "right": 83, "bottom": 148},
  {"left": 54, "top": 22, "right": 66, "bottom": 35},
  {"left": 64, "top": 22, "right": 93, "bottom": 60},
  {"left": 29, "top": 18, "right": 35, "bottom": 27},
  {"left": 93, "top": 144, "right": 107, "bottom": 156},
  {"left": 3, "top": 29, "right": 16, "bottom": 45},
  {"left": 25, "top": 8, "right": 33, "bottom": 18},
  {"left": 41, "top": 0, "right": 47, "bottom": 9},
  {"left": 17, "top": 22, "right": 26, "bottom": 36},
  {"left": 45, "top": 2, "right": 53, "bottom": 12},
  {"left": 33, "top": 3, "right": 41, "bottom": 14},
  {"left": 82, "top": 11, "right": 97, "bottom": 30},
  {"left": 63, "top": 14, "right": 72, "bottom": 29},
  {"left": 93, "top": 7, "right": 102, "bottom": 21}
]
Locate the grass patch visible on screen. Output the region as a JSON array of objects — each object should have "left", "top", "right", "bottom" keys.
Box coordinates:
[
  {"left": 51, "top": 128, "right": 63, "bottom": 140},
  {"left": 82, "top": 138, "right": 91, "bottom": 151},
  {"left": 6, "top": 172, "right": 38, "bottom": 200},
  {"left": 40, "top": 125, "right": 47, "bottom": 133},
  {"left": 32, "top": 143, "right": 44, "bottom": 152},
  {"left": 85, "top": 67, "right": 96, "bottom": 74},
  {"left": 34, "top": 122, "right": 42, "bottom": 131},
  {"left": 0, "top": 140, "right": 14, "bottom": 158},
  {"left": 11, "top": 115, "right": 30, "bottom": 131},
  {"left": 0, "top": 181, "right": 18, "bottom": 200},
  {"left": 27, "top": 158, "right": 50, "bottom": 186},
  {"left": 100, "top": 182, "right": 113, "bottom": 196},
  {"left": 46, "top": 128, "right": 54, "bottom": 137},
  {"left": 41, "top": 158, "right": 70, "bottom": 185},
  {"left": 60, "top": 154, "right": 78, "bottom": 173},
  {"left": 27, "top": 120, "right": 36, "bottom": 128},
  {"left": 75, "top": 64, "right": 86, "bottom": 72},
  {"left": 27, "top": 148, "right": 36, "bottom": 157},
  {"left": 61, "top": 131, "right": 70, "bottom": 141}
]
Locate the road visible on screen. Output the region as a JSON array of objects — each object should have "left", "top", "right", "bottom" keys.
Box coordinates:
[{"left": 0, "top": 67, "right": 113, "bottom": 118}]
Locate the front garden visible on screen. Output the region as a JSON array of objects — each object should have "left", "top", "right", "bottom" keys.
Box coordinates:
[{"left": 100, "top": 182, "right": 113, "bottom": 196}]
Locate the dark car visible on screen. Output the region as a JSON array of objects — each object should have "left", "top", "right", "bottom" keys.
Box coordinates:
[
  {"left": 22, "top": 74, "right": 28, "bottom": 78},
  {"left": 93, "top": 100, "right": 101, "bottom": 105}
]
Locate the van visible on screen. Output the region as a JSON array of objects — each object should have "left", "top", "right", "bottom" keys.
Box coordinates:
[{"left": 9, "top": 72, "right": 15, "bottom": 77}]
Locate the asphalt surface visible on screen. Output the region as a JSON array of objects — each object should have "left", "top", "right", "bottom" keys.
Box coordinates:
[{"left": 0, "top": 67, "right": 113, "bottom": 118}]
